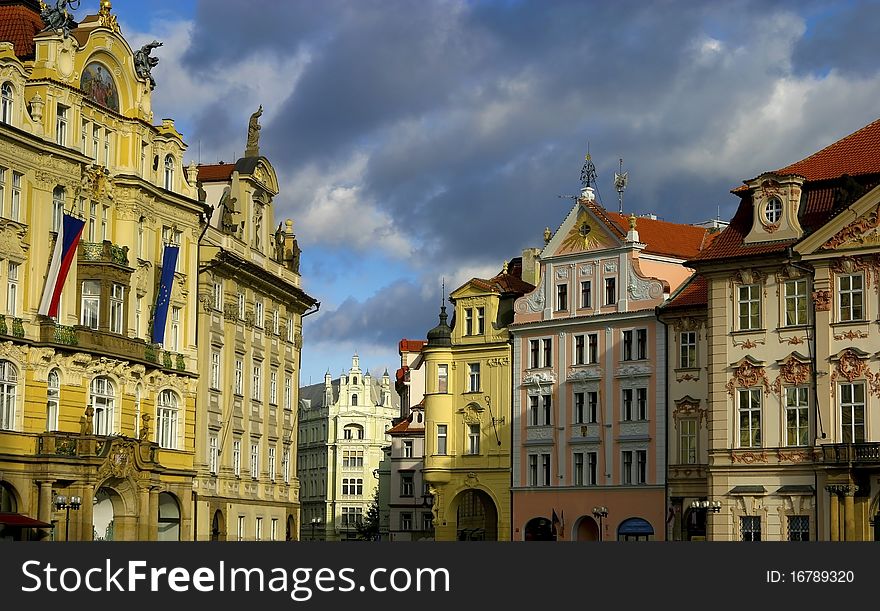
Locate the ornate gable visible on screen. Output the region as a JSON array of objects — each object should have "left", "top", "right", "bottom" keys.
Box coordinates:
[{"left": 542, "top": 199, "right": 621, "bottom": 259}]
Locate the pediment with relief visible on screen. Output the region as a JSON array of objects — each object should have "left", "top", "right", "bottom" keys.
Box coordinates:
[
  {"left": 822, "top": 201, "right": 880, "bottom": 250},
  {"left": 553, "top": 207, "right": 616, "bottom": 256}
]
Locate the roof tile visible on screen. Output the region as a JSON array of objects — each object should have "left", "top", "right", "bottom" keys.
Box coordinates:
[{"left": 0, "top": 5, "right": 44, "bottom": 59}]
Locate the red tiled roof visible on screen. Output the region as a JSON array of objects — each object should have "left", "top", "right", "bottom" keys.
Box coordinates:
[
  {"left": 197, "top": 163, "right": 235, "bottom": 182},
  {"left": 470, "top": 271, "right": 535, "bottom": 296},
  {"left": 0, "top": 4, "right": 44, "bottom": 59},
  {"left": 663, "top": 274, "right": 707, "bottom": 310},
  {"left": 398, "top": 339, "right": 426, "bottom": 354},
  {"left": 772, "top": 117, "right": 880, "bottom": 182},
  {"left": 604, "top": 211, "right": 714, "bottom": 259},
  {"left": 386, "top": 418, "right": 412, "bottom": 434}
]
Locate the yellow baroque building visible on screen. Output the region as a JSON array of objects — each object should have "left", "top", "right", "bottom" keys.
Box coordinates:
[
  {"left": 0, "top": 1, "right": 205, "bottom": 540},
  {"left": 421, "top": 262, "right": 534, "bottom": 540}
]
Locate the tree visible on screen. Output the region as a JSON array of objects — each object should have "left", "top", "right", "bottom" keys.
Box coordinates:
[{"left": 356, "top": 491, "right": 381, "bottom": 541}]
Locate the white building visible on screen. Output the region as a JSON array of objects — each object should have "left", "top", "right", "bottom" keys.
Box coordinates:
[{"left": 298, "top": 355, "right": 398, "bottom": 540}]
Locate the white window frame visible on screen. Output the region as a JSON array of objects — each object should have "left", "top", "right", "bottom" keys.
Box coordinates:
[
  {"left": 270, "top": 369, "right": 278, "bottom": 405},
  {"left": 109, "top": 283, "right": 124, "bottom": 334},
  {"left": 436, "top": 424, "right": 447, "bottom": 455},
  {"left": 467, "top": 423, "right": 480, "bottom": 454},
  {"left": 738, "top": 388, "right": 762, "bottom": 448},
  {"left": 403, "top": 439, "right": 413, "bottom": 458},
  {"left": 838, "top": 274, "right": 864, "bottom": 322},
  {"left": 468, "top": 363, "right": 480, "bottom": 393},
  {"left": 839, "top": 382, "right": 865, "bottom": 444},
  {"left": 10, "top": 171, "right": 21, "bottom": 221},
  {"left": 169, "top": 305, "right": 181, "bottom": 351},
  {"left": 156, "top": 389, "right": 180, "bottom": 450},
  {"left": 56, "top": 104, "right": 68, "bottom": 146},
  {"left": 90, "top": 376, "right": 115, "bottom": 436},
  {"left": 785, "top": 386, "right": 809, "bottom": 447},
  {"left": 679, "top": 418, "right": 697, "bottom": 464},
  {"left": 46, "top": 368, "right": 60, "bottom": 432},
  {"left": 1, "top": 360, "right": 18, "bottom": 431},
  {"left": 680, "top": 331, "right": 696, "bottom": 368},
  {"left": 0, "top": 82, "right": 12, "bottom": 124},
  {"left": 252, "top": 361, "right": 262, "bottom": 401},
  {"left": 164, "top": 154, "right": 174, "bottom": 190},
  {"left": 234, "top": 358, "right": 243, "bottom": 395},
  {"left": 255, "top": 300, "right": 264, "bottom": 328},
  {"left": 580, "top": 280, "right": 591, "bottom": 309},
  {"left": 52, "top": 186, "right": 65, "bottom": 233},
  {"left": 81, "top": 280, "right": 101, "bottom": 329},
  {"left": 233, "top": 439, "right": 241, "bottom": 477},
  {"left": 6, "top": 261, "right": 19, "bottom": 316},
  {"left": 784, "top": 278, "right": 809, "bottom": 327},
  {"left": 212, "top": 281, "right": 223, "bottom": 311},
  {"left": 738, "top": 284, "right": 761, "bottom": 330},
  {"left": 210, "top": 350, "right": 221, "bottom": 389},
  {"left": 250, "top": 440, "right": 260, "bottom": 480},
  {"left": 268, "top": 445, "right": 276, "bottom": 482},
  {"left": 209, "top": 435, "right": 218, "bottom": 475}
]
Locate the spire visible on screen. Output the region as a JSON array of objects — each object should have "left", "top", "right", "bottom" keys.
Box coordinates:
[
  {"left": 427, "top": 283, "right": 452, "bottom": 348},
  {"left": 614, "top": 158, "right": 628, "bottom": 214}
]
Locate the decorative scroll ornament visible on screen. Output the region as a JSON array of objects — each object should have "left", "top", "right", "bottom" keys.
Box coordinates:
[
  {"left": 459, "top": 404, "right": 483, "bottom": 425},
  {"left": 776, "top": 449, "right": 815, "bottom": 463},
  {"left": 834, "top": 330, "right": 868, "bottom": 341},
  {"left": 812, "top": 290, "right": 831, "bottom": 312},
  {"left": 726, "top": 360, "right": 770, "bottom": 396},
  {"left": 515, "top": 272, "right": 546, "bottom": 314},
  {"left": 832, "top": 349, "right": 870, "bottom": 383},
  {"left": 96, "top": 439, "right": 138, "bottom": 480},
  {"left": 522, "top": 371, "right": 556, "bottom": 386},
  {"left": 730, "top": 450, "right": 768, "bottom": 464},
  {"left": 673, "top": 396, "right": 706, "bottom": 424},
  {"left": 771, "top": 355, "right": 811, "bottom": 394},
  {"left": 823, "top": 202, "right": 880, "bottom": 250}
]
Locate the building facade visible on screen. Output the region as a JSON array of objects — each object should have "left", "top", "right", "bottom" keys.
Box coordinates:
[
  {"left": 298, "top": 355, "right": 398, "bottom": 541},
  {"left": 0, "top": 1, "right": 205, "bottom": 540},
  {"left": 690, "top": 117, "right": 880, "bottom": 541},
  {"left": 193, "top": 123, "right": 316, "bottom": 541},
  {"left": 421, "top": 262, "right": 533, "bottom": 541},
  {"left": 509, "top": 183, "right": 712, "bottom": 541}
]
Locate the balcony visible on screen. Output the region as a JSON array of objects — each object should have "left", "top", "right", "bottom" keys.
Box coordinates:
[
  {"left": 37, "top": 431, "right": 159, "bottom": 466},
  {"left": 819, "top": 443, "right": 880, "bottom": 464},
  {"left": 79, "top": 240, "right": 130, "bottom": 266},
  {"left": 0, "top": 316, "right": 25, "bottom": 339}
]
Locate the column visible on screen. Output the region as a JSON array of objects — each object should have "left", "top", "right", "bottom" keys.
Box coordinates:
[
  {"left": 843, "top": 485, "right": 857, "bottom": 542},
  {"left": 81, "top": 484, "right": 95, "bottom": 541},
  {"left": 37, "top": 481, "right": 54, "bottom": 525},
  {"left": 149, "top": 488, "right": 159, "bottom": 540},
  {"left": 138, "top": 486, "right": 150, "bottom": 540},
  {"left": 827, "top": 488, "right": 839, "bottom": 541}
]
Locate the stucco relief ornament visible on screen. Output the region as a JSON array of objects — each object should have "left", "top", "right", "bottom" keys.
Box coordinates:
[
  {"left": 725, "top": 361, "right": 770, "bottom": 396},
  {"left": 97, "top": 440, "right": 138, "bottom": 480},
  {"left": 812, "top": 290, "right": 831, "bottom": 312},
  {"left": 835, "top": 349, "right": 869, "bottom": 383},
  {"left": 772, "top": 356, "right": 811, "bottom": 394},
  {"left": 555, "top": 266, "right": 569, "bottom": 280},
  {"left": 522, "top": 371, "right": 556, "bottom": 386},
  {"left": 515, "top": 273, "right": 545, "bottom": 314},
  {"left": 824, "top": 203, "right": 880, "bottom": 250},
  {"left": 730, "top": 451, "right": 768, "bottom": 464},
  {"left": 97, "top": 0, "right": 120, "bottom": 33},
  {"left": 460, "top": 405, "right": 483, "bottom": 425}
]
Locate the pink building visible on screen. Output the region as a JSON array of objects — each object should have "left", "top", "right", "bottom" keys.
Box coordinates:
[{"left": 510, "top": 185, "right": 713, "bottom": 541}]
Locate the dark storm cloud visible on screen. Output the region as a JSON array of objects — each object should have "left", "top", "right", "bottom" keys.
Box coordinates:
[{"left": 792, "top": 0, "right": 880, "bottom": 77}]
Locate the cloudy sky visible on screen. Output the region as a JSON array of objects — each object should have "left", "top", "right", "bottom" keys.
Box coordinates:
[{"left": 92, "top": 0, "right": 880, "bottom": 385}]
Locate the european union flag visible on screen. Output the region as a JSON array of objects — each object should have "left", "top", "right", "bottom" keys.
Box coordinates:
[{"left": 152, "top": 243, "right": 179, "bottom": 344}]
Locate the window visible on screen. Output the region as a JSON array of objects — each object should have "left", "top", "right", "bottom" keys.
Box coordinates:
[
  {"left": 529, "top": 339, "right": 539, "bottom": 368},
  {"left": 252, "top": 362, "right": 262, "bottom": 400},
  {"left": 0, "top": 361, "right": 17, "bottom": 431},
  {"left": 344, "top": 425, "right": 364, "bottom": 440},
  {"left": 738, "top": 388, "right": 762, "bottom": 448},
  {"left": 137, "top": 217, "right": 144, "bottom": 258},
  {"left": 271, "top": 518, "right": 278, "bottom": 542},
  {"left": 237, "top": 516, "right": 245, "bottom": 542},
  {"left": 622, "top": 450, "right": 633, "bottom": 485},
  {"left": 234, "top": 358, "right": 243, "bottom": 395},
  {"left": 156, "top": 389, "right": 179, "bottom": 449},
  {"left": 46, "top": 369, "right": 60, "bottom": 432},
  {"left": 785, "top": 386, "right": 809, "bottom": 446},
  {"left": 56, "top": 104, "right": 68, "bottom": 146},
  {"left": 788, "top": 515, "right": 809, "bottom": 541},
  {"left": 255, "top": 300, "right": 264, "bottom": 328},
  {"left": 400, "top": 472, "right": 414, "bottom": 497},
  {"left": 422, "top": 512, "right": 433, "bottom": 533},
  {"left": 400, "top": 512, "right": 413, "bottom": 531},
  {"left": 468, "top": 363, "right": 480, "bottom": 392},
  {"left": 0, "top": 168, "right": 5, "bottom": 217},
  {"left": 528, "top": 395, "right": 539, "bottom": 426},
  {"left": 238, "top": 293, "right": 245, "bottom": 320},
  {"left": 588, "top": 333, "right": 598, "bottom": 364},
  {"left": 476, "top": 306, "right": 485, "bottom": 334},
  {"left": 605, "top": 277, "right": 616, "bottom": 305},
  {"left": 104, "top": 130, "right": 112, "bottom": 166},
  {"left": 738, "top": 284, "right": 761, "bottom": 330},
  {"left": 92, "top": 126, "right": 100, "bottom": 164},
  {"left": 586, "top": 452, "right": 597, "bottom": 485},
  {"left": 581, "top": 280, "right": 592, "bottom": 308},
  {"left": 213, "top": 281, "right": 223, "bottom": 311},
  {"left": 587, "top": 392, "right": 598, "bottom": 423},
  {"left": 528, "top": 454, "right": 538, "bottom": 486},
  {"left": 210, "top": 351, "right": 221, "bottom": 389},
  {"left": 465, "top": 308, "right": 473, "bottom": 335},
  {"left": 342, "top": 507, "right": 362, "bottom": 528},
  {"left": 101, "top": 205, "right": 109, "bottom": 241},
  {"left": 436, "top": 424, "right": 447, "bottom": 455},
  {"left": 287, "top": 317, "right": 294, "bottom": 342},
  {"left": 784, "top": 279, "right": 808, "bottom": 326},
  {"left": 351, "top": 393, "right": 358, "bottom": 406},
  {"left": 209, "top": 436, "right": 218, "bottom": 475},
  {"left": 764, "top": 198, "right": 782, "bottom": 223},
  {"left": 467, "top": 423, "right": 480, "bottom": 454},
  {"left": 164, "top": 154, "right": 174, "bottom": 190},
  {"left": 343, "top": 478, "right": 364, "bottom": 496},
  {"left": 109, "top": 283, "right": 124, "bottom": 334},
  {"left": 541, "top": 453, "right": 551, "bottom": 486},
  {"left": 838, "top": 274, "right": 863, "bottom": 322},
  {"left": 250, "top": 441, "right": 260, "bottom": 479},
  {"left": 840, "top": 382, "right": 865, "bottom": 443},
  {"left": 636, "top": 449, "right": 647, "bottom": 484},
  {"left": 135, "top": 295, "right": 143, "bottom": 338},
  {"left": 0, "top": 82, "right": 12, "bottom": 124},
  {"left": 636, "top": 387, "right": 647, "bottom": 420},
  {"left": 88, "top": 201, "right": 98, "bottom": 241},
  {"left": 679, "top": 418, "right": 696, "bottom": 464},
  {"left": 403, "top": 439, "right": 413, "bottom": 458},
  {"left": 542, "top": 338, "right": 552, "bottom": 368},
  {"left": 542, "top": 394, "right": 552, "bottom": 426},
  {"left": 437, "top": 364, "right": 448, "bottom": 393},
  {"left": 741, "top": 516, "right": 761, "bottom": 541},
  {"left": 282, "top": 447, "right": 290, "bottom": 484},
  {"left": 573, "top": 452, "right": 584, "bottom": 485},
  {"left": 557, "top": 283, "right": 568, "bottom": 311},
  {"left": 272, "top": 309, "right": 280, "bottom": 334},
  {"left": 574, "top": 392, "right": 585, "bottom": 424},
  {"left": 270, "top": 369, "right": 278, "bottom": 405},
  {"left": 10, "top": 171, "right": 21, "bottom": 220},
  {"left": 134, "top": 385, "right": 142, "bottom": 438},
  {"left": 575, "top": 335, "right": 585, "bottom": 365},
  {"left": 284, "top": 375, "right": 292, "bottom": 409},
  {"left": 622, "top": 389, "right": 634, "bottom": 421},
  {"left": 254, "top": 517, "right": 263, "bottom": 542},
  {"left": 622, "top": 330, "right": 633, "bottom": 361},
  {"left": 52, "top": 186, "right": 65, "bottom": 233},
  {"left": 6, "top": 261, "right": 18, "bottom": 316},
  {"left": 680, "top": 331, "right": 696, "bottom": 368},
  {"left": 90, "top": 376, "right": 115, "bottom": 436},
  {"left": 636, "top": 329, "right": 647, "bottom": 359}
]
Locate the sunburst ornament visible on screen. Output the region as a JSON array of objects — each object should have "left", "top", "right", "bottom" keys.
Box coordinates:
[{"left": 560, "top": 212, "right": 600, "bottom": 252}]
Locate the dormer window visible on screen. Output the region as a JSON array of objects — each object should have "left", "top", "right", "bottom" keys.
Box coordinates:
[{"left": 764, "top": 198, "right": 782, "bottom": 224}]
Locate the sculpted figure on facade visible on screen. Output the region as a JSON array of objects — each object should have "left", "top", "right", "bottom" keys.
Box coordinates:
[
  {"left": 40, "top": 0, "right": 79, "bottom": 39},
  {"left": 246, "top": 105, "right": 262, "bottom": 156},
  {"left": 134, "top": 40, "right": 163, "bottom": 89}
]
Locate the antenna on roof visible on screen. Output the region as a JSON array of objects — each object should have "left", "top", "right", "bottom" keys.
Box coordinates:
[
  {"left": 441, "top": 277, "right": 446, "bottom": 305},
  {"left": 614, "top": 158, "right": 628, "bottom": 214}
]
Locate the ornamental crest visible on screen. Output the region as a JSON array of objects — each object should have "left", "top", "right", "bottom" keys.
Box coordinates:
[
  {"left": 772, "top": 354, "right": 812, "bottom": 395},
  {"left": 725, "top": 359, "right": 770, "bottom": 396},
  {"left": 97, "top": 439, "right": 138, "bottom": 480}
]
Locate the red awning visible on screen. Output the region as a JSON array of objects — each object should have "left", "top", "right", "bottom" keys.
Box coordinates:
[{"left": 0, "top": 513, "right": 53, "bottom": 528}]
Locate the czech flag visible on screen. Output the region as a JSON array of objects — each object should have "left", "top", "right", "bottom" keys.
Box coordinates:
[
  {"left": 152, "top": 243, "right": 179, "bottom": 344},
  {"left": 38, "top": 213, "right": 86, "bottom": 318}
]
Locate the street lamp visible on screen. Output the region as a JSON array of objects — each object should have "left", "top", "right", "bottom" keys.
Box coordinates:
[
  {"left": 592, "top": 506, "right": 608, "bottom": 542},
  {"left": 310, "top": 517, "right": 321, "bottom": 541},
  {"left": 54, "top": 494, "right": 82, "bottom": 542}
]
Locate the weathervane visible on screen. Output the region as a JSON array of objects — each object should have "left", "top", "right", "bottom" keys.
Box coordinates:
[
  {"left": 614, "top": 158, "right": 628, "bottom": 214},
  {"left": 580, "top": 145, "right": 597, "bottom": 190}
]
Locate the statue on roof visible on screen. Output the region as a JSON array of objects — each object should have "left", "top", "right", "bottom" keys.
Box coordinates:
[
  {"left": 40, "top": 0, "right": 80, "bottom": 39},
  {"left": 134, "top": 40, "right": 163, "bottom": 90},
  {"left": 246, "top": 106, "right": 263, "bottom": 157}
]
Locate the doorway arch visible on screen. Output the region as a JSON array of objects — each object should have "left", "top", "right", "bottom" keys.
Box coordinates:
[
  {"left": 453, "top": 489, "right": 498, "bottom": 541},
  {"left": 93, "top": 488, "right": 120, "bottom": 541},
  {"left": 211, "top": 509, "right": 226, "bottom": 541},
  {"left": 524, "top": 516, "right": 554, "bottom": 541},
  {"left": 157, "top": 492, "right": 180, "bottom": 541},
  {"left": 0, "top": 480, "right": 18, "bottom": 513},
  {"left": 286, "top": 515, "right": 296, "bottom": 541},
  {"left": 617, "top": 517, "right": 655, "bottom": 541},
  {"left": 574, "top": 515, "right": 599, "bottom": 541}
]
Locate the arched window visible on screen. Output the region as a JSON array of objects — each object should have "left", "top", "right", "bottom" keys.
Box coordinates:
[
  {"left": 157, "top": 389, "right": 179, "bottom": 449},
  {"left": 0, "top": 83, "right": 13, "bottom": 124},
  {"left": 52, "top": 186, "right": 65, "bottom": 233},
  {"left": 343, "top": 424, "right": 364, "bottom": 440},
  {"left": 134, "top": 384, "right": 143, "bottom": 438},
  {"left": 46, "top": 369, "right": 60, "bottom": 431},
  {"left": 0, "top": 360, "right": 18, "bottom": 431},
  {"left": 351, "top": 394, "right": 358, "bottom": 406},
  {"left": 90, "top": 376, "right": 115, "bottom": 436},
  {"left": 163, "top": 154, "right": 174, "bottom": 190}
]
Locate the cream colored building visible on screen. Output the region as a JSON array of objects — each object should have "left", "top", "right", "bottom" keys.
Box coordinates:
[
  {"left": 298, "top": 355, "right": 398, "bottom": 540},
  {"left": 690, "top": 117, "right": 880, "bottom": 541},
  {"left": 0, "top": 1, "right": 204, "bottom": 540},
  {"left": 193, "top": 126, "right": 316, "bottom": 541}
]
